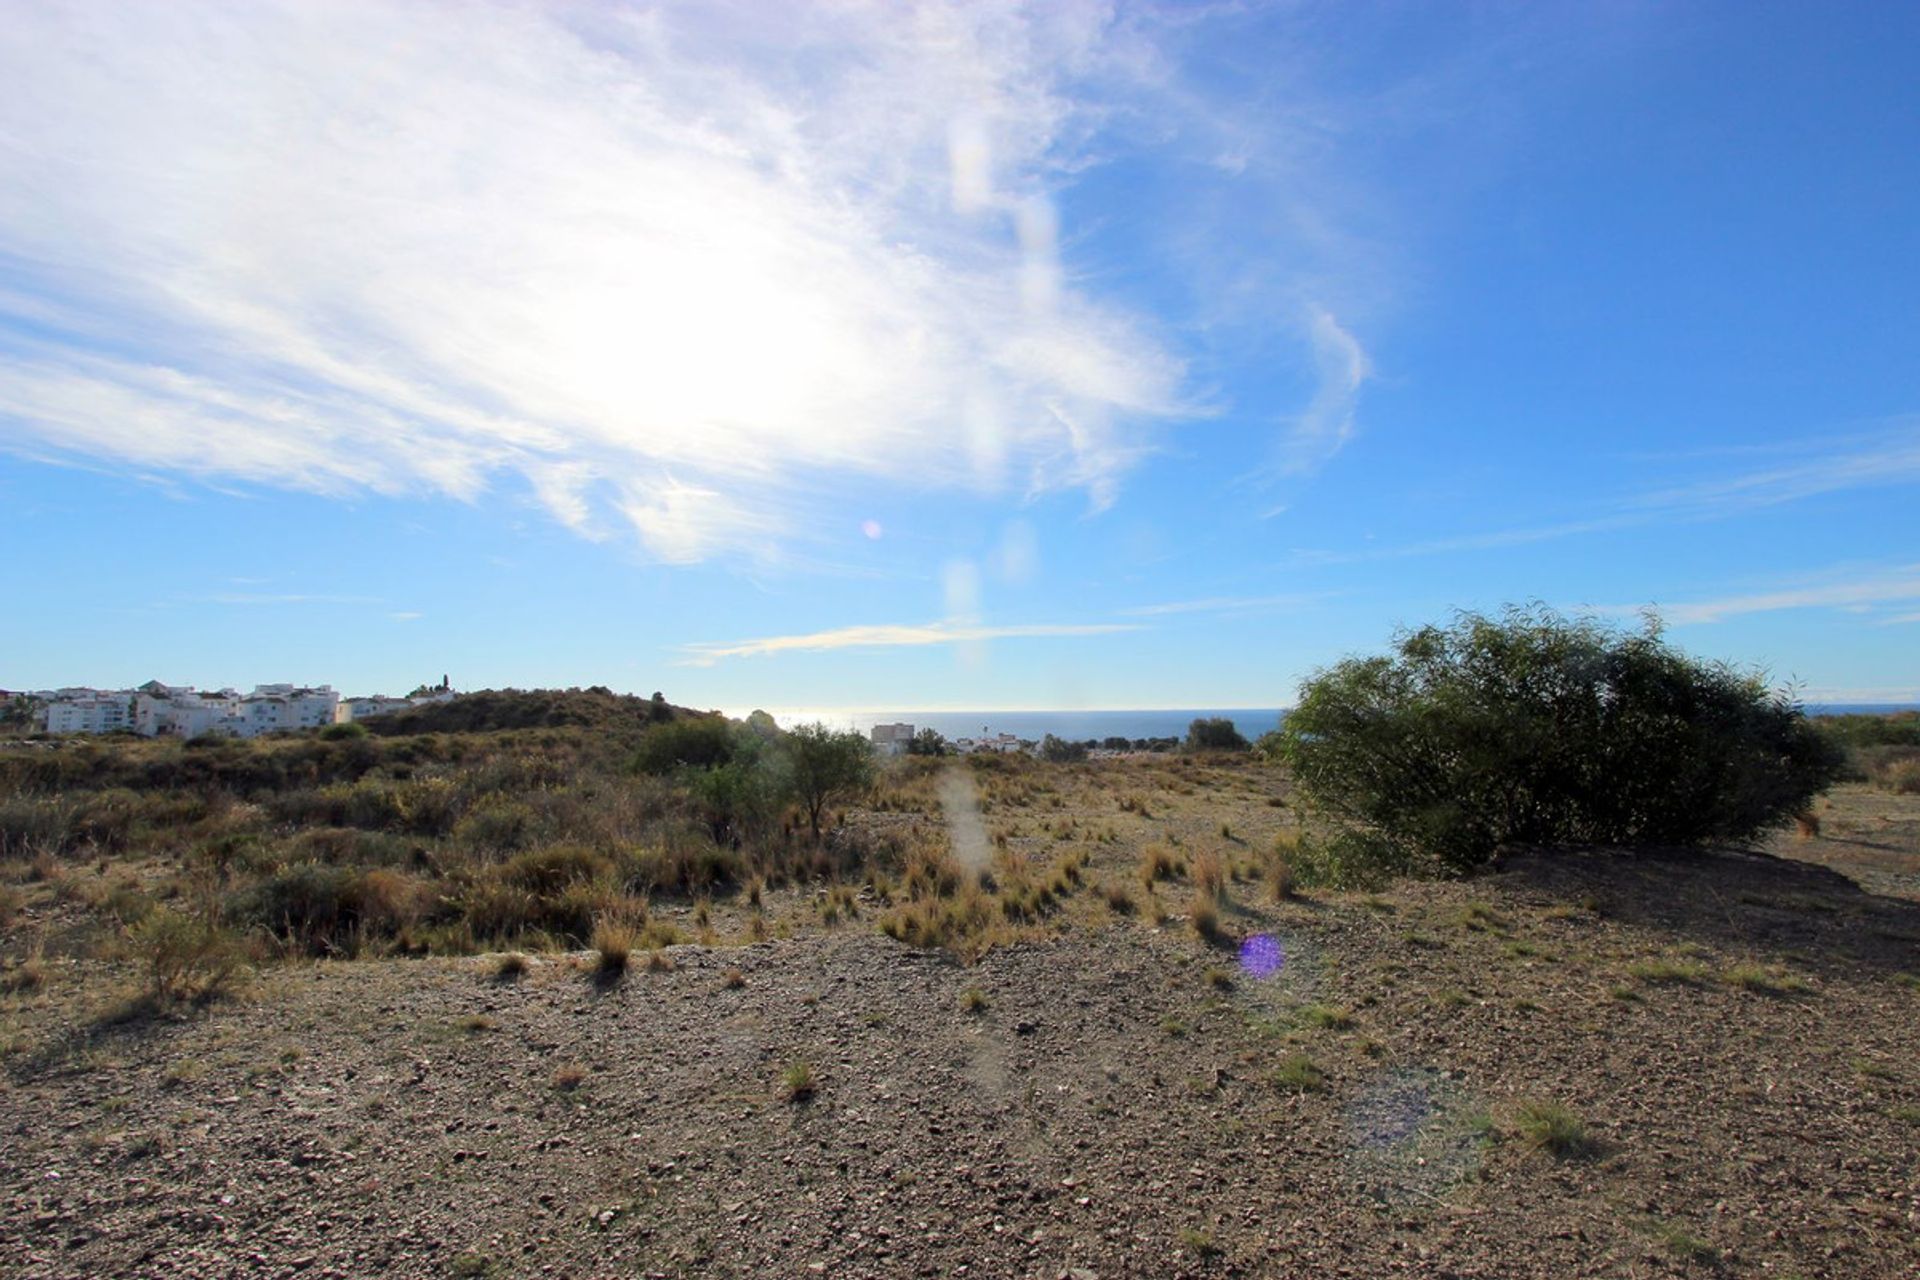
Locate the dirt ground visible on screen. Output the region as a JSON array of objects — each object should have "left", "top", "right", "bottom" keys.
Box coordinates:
[{"left": 3, "top": 761, "right": 1917, "bottom": 1278}]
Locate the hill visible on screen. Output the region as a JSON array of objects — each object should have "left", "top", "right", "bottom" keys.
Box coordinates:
[{"left": 364, "top": 687, "right": 709, "bottom": 739}]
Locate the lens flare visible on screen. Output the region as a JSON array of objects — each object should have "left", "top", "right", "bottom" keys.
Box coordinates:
[{"left": 1238, "top": 932, "right": 1284, "bottom": 979}]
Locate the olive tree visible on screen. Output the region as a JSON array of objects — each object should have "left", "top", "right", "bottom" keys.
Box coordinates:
[
  {"left": 783, "top": 723, "right": 876, "bottom": 840},
  {"left": 1279, "top": 607, "right": 1843, "bottom": 873}
]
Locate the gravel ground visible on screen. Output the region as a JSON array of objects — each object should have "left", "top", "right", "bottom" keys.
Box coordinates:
[
  {"left": 4, "top": 765, "right": 1919, "bottom": 1279},
  {"left": 6, "top": 836, "right": 1919, "bottom": 1279}
]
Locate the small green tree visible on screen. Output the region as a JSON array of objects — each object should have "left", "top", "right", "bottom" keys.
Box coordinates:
[
  {"left": 631, "top": 716, "right": 744, "bottom": 775},
  {"left": 1186, "top": 717, "right": 1249, "bottom": 752},
  {"left": 783, "top": 723, "right": 875, "bottom": 840},
  {"left": 1039, "top": 733, "right": 1087, "bottom": 762},
  {"left": 1279, "top": 607, "right": 1843, "bottom": 873},
  {"left": 907, "top": 727, "right": 949, "bottom": 757}
]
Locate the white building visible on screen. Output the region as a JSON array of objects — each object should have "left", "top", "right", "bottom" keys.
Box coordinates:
[
  {"left": 44, "top": 697, "right": 132, "bottom": 735},
  {"left": 870, "top": 722, "right": 915, "bottom": 757},
  {"left": 337, "top": 695, "right": 413, "bottom": 722},
  {"left": 238, "top": 685, "right": 338, "bottom": 735}
]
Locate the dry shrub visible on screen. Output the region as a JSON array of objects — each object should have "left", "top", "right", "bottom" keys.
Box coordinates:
[
  {"left": 1139, "top": 844, "right": 1181, "bottom": 884},
  {"left": 1190, "top": 892, "right": 1224, "bottom": 945},
  {"left": 1192, "top": 849, "right": 1226, "bottom": 903},
  {"left": 591, "top": 917, "right": 635, "bottom": 975},
  {"left": 880, "top": 884, "right": 1002, "bottom": 961},
  {"left": 131, "top": 908, "right": 246, "bottom": 1002}
]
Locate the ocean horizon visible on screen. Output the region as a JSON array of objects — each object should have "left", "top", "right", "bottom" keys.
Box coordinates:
[
  {"left": 738, "top": 707, "right": 1284, "bottom": 743},
  {"left": 722, "top": 702, "right": 1916, "bottom": 745}
]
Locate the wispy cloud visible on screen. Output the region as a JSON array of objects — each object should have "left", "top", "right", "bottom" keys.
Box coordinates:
[
  {"left": 1628, "top": 422, "right": 1920, "bottom": 517},
  {"left": 1287, "top": 423, "right": 1920, "bottom": 567},
  {"left": 1607, "top": 563, "right": 1920, "bottom": 625},
  {"left": 0, "top": 2, "right": 1218, "bottom": 564},
  {"left": 681, "top": 619, "right": 1141, "bottom": 665},
  {"left": 1120, "top": 592, "right": 1331, "bottom": 617},
  {"left": 1276, "top": 308, "right": 1370, "bottom": 476}
]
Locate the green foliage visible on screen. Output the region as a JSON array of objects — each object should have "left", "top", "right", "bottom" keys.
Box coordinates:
[
  {"left": 1279, "top": 607, "right": 1844, "bottom": 871},
  {"left": 682, "top": 753, "right": 789, "bottom": 847},
  {"left": 783, "top": 722, "right": 875, "bottom": 839},
  {"left": 630, "top": 716, "right": 746, "bottom": 775},
  {"left": 319, "top": 721, "right": 368, "bottom": 741},
  {"left": 907, "top": 727, "right": 949, "bottom": 756},
  {"left": 131, "top": 907, "right": 246, "bottom": 1001},
  {"left": 1038, "top": 733, "right": 1087, "bottom": 763},
  {"left": 1185, "top": 717, "right": 1249, "bottom": 752}
]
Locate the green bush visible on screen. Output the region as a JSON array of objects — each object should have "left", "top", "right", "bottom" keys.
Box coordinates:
[
  {"left": 783, "top": 723, "right": 875, "bottom": 839},
  {"left": 1039, "top": 734, "right": 1087, "bottom": 763},
  {"left": 1186, "top": 717, "right": 1249, "bottom": 752},
  {"left": 630, "top": 717, "right": 745, "bottom": 775},
  {"left": 1279, "top": 608, "right": 1844, "bottom": 871},
  {"left": 320, "top": 721, "right": 369, "bottom": 741},
  {"left": 132, "top": 907, "right": 247, "bottom": 1000}
]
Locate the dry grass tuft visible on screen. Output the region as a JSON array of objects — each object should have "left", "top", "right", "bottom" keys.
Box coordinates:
[
  {"left": 781, "top": 1060, "right": 817, "bottom": 1102},
  {"left": 591, "top": 918, "right": 635, "bottom": 976},
  {"left": 1189, "top": 893, "right": 1224, "bottom": 945},
  {"left": 1513, "top": 1099, "right": 1594, "bottom": 1158}
]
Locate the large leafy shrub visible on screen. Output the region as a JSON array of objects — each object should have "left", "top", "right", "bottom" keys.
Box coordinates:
[{"left": 1278, "top": 608, "right": 1843, "bottom": 872}]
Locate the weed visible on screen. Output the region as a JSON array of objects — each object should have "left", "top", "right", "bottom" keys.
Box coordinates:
[
  {"left": 1101, "top": 881, "right": 1137, "bottom": 915},
  {"left": 1454, "top": 902, "right": 1507, "bottom": 933},
  {"left": 1722, "top": 965, "right": 1811, "bottom": 996},
  {"left": 1160, "top": 1016, "right": 1188, "bottom": 1038},
  {"left": 1887, "top": 1104, "right": 1920, "bottom": 1126},
  {"left": 1627, "top": 958, "right": 1709, "bottom": 986},
  {"left": 721, "top": 967, "right": 746, "bottom": 990},
  {"left": 455, "top": 1014, "right": 495, "bottom": 1033},
  {"left": 1270, "top": 1053, "right": 1326, "bottom": 1093},
  {"left": 961, "top": 986, "right": 988, "bottom": 1014},
  {"left": 1299, "top": 1003, "right": 1355, "bottom": 1030},
  {"left": 1513, "top": 1100, "right": 1593, "bottom": 1158},
  {"left": 551, "top": 1062, "right": 587, "bottom": 1091},
  {"left": 494, "top": 952, "right": 530, "bottom": 980},
  {"left": 781, "top": 1060, "right": 817, "bottom": 1102},
  {"left": 1653, "top": 1223, "right": 1717, "bottom": 1264},
  {"left": 1204, "top": 965, "right": 1234, "bottom": 990},
  {"left": 1179, "top": 1227, "right": 1222, "bottom": 1258}
]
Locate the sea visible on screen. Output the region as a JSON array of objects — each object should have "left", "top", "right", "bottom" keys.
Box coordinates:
[
  {"left": 729, "top": 703, "right": 1913, "bottom": 744},
  {"left": 733, "top": 708, "right": 1288, "bottom": 743}
]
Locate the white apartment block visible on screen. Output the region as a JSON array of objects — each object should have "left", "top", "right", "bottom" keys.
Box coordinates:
[
  {"left": 870, "top": 722, "right": 915, "bottom": 757},
  {"left": 41, "top": 682, "right": 341, "bottom": 739},
  {"left": 338, "top": 695, "right": 414, "bottom": 722},
  {"left": 44, "top": 697, "right": 132, "bottom": 735}
]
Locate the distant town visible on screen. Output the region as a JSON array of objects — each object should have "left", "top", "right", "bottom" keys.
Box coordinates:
[
  {"left": 0, "top": 690, "right": 1195, "bottom": 757},
  {"left": 1, "top": 678, "right": 457, "bottom": 740}
]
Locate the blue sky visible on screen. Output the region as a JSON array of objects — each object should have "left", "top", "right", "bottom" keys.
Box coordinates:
[{"left": 3, "top": 1, "right": 1917, "bottom": 709}]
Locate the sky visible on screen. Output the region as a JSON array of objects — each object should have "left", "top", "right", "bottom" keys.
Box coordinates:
[{"left": 2, "top": 1, "right": 1917, "bottom": 710}]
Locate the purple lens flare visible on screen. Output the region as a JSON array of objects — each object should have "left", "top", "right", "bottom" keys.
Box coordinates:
[{"left": 1238, "top": 932, "right": 1284, "bottom": 979}]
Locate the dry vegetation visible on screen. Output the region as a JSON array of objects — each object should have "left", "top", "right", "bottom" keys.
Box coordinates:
[{"left": 2, "top": 713, "right": 1918, "bottom": 1278}]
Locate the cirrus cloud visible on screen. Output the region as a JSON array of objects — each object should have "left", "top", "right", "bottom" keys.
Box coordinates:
[{"left": 0, "top": 0, "right": 1199, "bottom": 563}]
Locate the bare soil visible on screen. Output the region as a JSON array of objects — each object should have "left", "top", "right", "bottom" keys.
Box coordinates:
[{"left": 4, "top": 764, "right": 1917, "bottom": 1279}]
